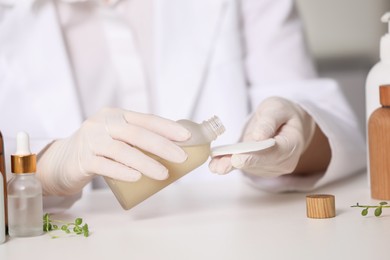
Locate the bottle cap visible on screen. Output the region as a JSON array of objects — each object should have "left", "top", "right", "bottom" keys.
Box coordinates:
[
  {"left": 379, "top": 85, "right": 390, "bottom": 106},
  {"left": 306, "top": 194, "right": 336, "bottom": 219},
  {"left": 210, "top": 138, "right": 276, "bottom": 157},
  {"left": 11, "top": 132, "right": 36, "bottom": 174}
]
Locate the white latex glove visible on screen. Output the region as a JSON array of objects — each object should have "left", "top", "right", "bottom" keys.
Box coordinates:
[
  {"left": 37, "top": 108, "right": 191, "bottom": 195},
  {"left": 209, "top": 97, "right": 316, "bottom": 177}
]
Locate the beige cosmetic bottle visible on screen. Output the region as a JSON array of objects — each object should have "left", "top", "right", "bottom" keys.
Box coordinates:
[
  {"left": 104, "top": 116, "right": 225, "bottom": 210},
  {"left": 369, "top": 85, "right": 390, "bottom": 200}
]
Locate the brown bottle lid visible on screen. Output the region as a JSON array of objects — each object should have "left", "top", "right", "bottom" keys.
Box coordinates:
[
  {"left": 380, "top": 85, "right": 390, "bottom": 106},
  {"left": 306, "top": 194, "right": 336, "bottom": 219}
]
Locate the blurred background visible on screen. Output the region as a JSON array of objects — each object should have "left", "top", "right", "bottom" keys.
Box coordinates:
[{"left": 296, "top": 0, "right": 390, "bottom": 136}]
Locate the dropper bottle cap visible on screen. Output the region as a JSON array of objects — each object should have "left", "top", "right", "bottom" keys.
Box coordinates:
[
  {"left": 380, "top": 12, "right": 390, "bottom": 61},
  {"left": 11, "top": 132, "right": 36, "bottom": 174}
]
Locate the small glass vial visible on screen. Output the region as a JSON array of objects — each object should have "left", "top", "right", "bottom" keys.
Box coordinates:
[
  {"left": 105, "top": 116, "right": 225, "bottom": 210},
  {"left": 8, "top": 132, "right": 43, "bottom": 237}
]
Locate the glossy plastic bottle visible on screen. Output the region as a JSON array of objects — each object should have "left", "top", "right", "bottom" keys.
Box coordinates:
[
  {"left": 368, "top": 85, "right": 390, "bottom": 200},
  {"left": 366, "top": 12, "right": 390, "bottom": 178},
  {"left": 105, "top": 116, "right": 225, "bottom": 210},
  {"left": 8, "top": 132, "right": 43, "bottom": 237}
]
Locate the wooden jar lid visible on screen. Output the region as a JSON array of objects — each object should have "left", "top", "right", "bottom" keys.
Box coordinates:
[{"left": 306, "top": 194, "right": 335, "bottom": 219}]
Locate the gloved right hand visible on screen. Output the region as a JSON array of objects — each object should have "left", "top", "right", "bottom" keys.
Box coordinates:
[
  {"left": 37, "top": 108, "right": 191, "bottom": 196},
  {"left": 209, "top": 97, "right": 316, "bottom": 177}
]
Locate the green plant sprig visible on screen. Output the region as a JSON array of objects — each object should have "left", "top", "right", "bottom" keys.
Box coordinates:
[
  {"left": 43, "top": 213, "right": 90, "bottom": 238},
  {"left": 351, "top": 202, "right": 390, "bottom": 217}
]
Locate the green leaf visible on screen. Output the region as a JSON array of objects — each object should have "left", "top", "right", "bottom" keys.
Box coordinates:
[
  {"left": 75, "top": 218, "right": 83, "bottom": 225},
  {"left": 42, "top": 213, "right": 90, "bottom": 238},
  {"left": 73, "top": 226, "right": 82, "bottom": 233},
  {"left": 43, "top": 213, "right": 52, "bottom": 232},
  {"left": 83, "top": 224, "right": 89, "bottom": 237},
  {"left": 43, "top": 213, "right": 50, "bottom": 222},
  {"left": 43, "top": 223, "right": 52, "bottom": 232},
  {"left": 82, "top": 224, "right": 88, "bottom": 231},
  {"left": 379, "top": 202, "right": 388, "bottom": 206},
  {"left": 362, "top": 208, "right": 368, "bottom": 216},
  {"left": 61, "top": 225, "right": 68, "bottom": 231},
  {"left": 375, "top": 207, "right": 383, "bottom": 217}
]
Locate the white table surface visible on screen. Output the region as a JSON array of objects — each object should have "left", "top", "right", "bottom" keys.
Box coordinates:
[{"left": 1, "top": 171, "right": 389, "bottom": 260}]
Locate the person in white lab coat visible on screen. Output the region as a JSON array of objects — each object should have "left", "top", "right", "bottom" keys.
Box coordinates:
[{"left": 0, "top": 0, "right": 365, "bottom": 205}]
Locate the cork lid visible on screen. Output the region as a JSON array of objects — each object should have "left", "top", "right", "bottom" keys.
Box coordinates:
[
  {"left": 380, "top": 85, "right": 390, "bottom": 106},
  {"left": 306, "top": 194, "right": 336, "bottom": 219}
]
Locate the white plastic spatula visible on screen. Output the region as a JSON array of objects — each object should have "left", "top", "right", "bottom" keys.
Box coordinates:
[{"left": 210, "top": 138, "right": 276, "bottom": 157}]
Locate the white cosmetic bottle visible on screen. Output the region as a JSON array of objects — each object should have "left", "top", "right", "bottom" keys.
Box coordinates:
[
  {"left": 104, "top": 116, "right": 225, "bottom": 210},
  {"left": 7, "top": 132, "right": 43, "bottom": 237},
  {"left": 365, "top": 12, "right": 390, "bottom": 177},
  {"left": 366, "top": 12, "right": 390, "bottom": 123}
]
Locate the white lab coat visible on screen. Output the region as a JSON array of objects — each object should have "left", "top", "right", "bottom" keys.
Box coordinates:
[{"left": 0, "top": 0, "right": 366, "bottom": 207}]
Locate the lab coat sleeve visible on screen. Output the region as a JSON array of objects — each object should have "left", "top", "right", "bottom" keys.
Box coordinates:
[{"left": 240, "top": 0, "right": 366, "bottom": 192}]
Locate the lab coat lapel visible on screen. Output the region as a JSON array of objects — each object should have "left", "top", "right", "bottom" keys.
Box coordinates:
[
  {"left": 154, "top": 0, "right": 227, "bottom": 119},
  {"left": 0, "top": 1, "right": 83, "bottom": 137}
]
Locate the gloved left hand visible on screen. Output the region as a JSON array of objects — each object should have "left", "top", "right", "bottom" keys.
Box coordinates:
[
  {"left": 209, "top": 97, "right": 316, "bottom": 177},
  {"left": 37, "top": 108, "right": 191, "bottom": 195}
]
